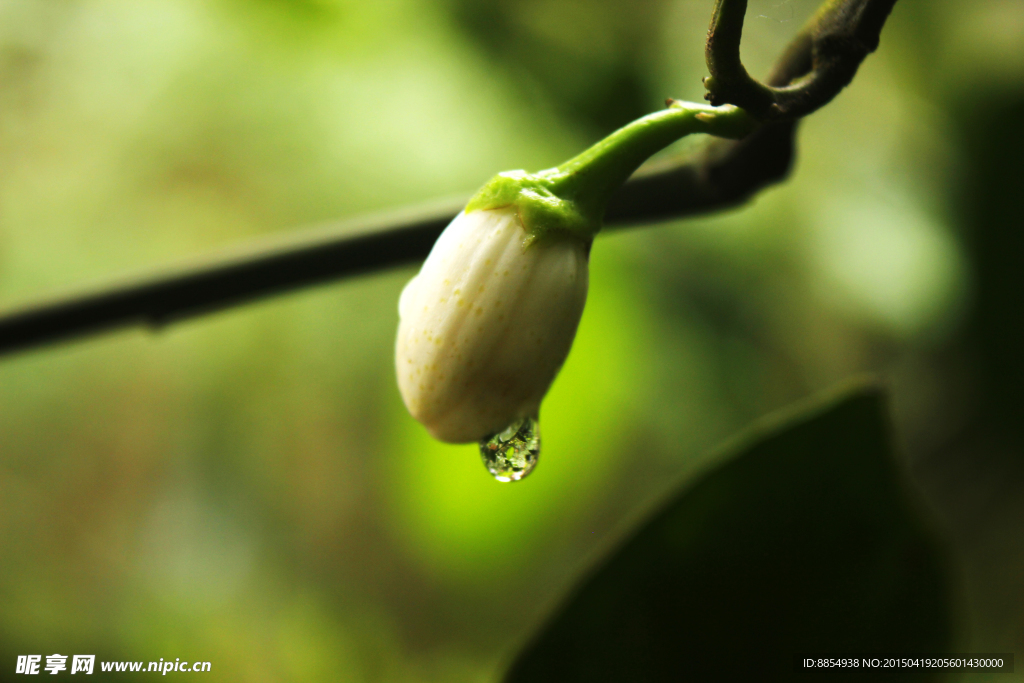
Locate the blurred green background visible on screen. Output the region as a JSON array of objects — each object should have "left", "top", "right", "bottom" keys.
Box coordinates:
[{"left": 0, "top": 0, "right": 1021, "bottom": 680}]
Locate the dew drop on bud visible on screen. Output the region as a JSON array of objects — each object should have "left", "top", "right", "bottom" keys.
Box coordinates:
[{"left": 479, "top": 417, "right": 540, "bottom": 482}]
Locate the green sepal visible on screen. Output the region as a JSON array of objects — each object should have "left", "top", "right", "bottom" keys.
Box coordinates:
[{"left": 465, "top": 170, "right": 596, "bottom": 245}]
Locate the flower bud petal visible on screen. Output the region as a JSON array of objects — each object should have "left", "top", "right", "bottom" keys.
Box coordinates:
[{"left": 396, "top": 206, "right": 588, "bottom": 443}]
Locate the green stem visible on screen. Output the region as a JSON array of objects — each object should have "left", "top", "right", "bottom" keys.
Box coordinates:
[
  {"left": 467, "top": 102, "right": 758, "bottom": 242},
  {"left": 544, "top": 102, "right": 757, "bottom": 223}
]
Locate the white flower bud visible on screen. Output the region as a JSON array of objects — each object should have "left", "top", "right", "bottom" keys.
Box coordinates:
[
  {"left": 394, "top": 103, "right": 756, "bottom": 454},
  {"left": 396, "top": 206, "right": 588, "bottom": 443}
]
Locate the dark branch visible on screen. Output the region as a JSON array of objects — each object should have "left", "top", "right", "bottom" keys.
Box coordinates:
[
  {"left": 0, "top": 122, "right": 798, "bottom": 357},
  {"left": 0, "top": 0, "right": 898, "bottom": 358},
  {"left": 0, "top": 202, "right": 461, "bottom": 356},
  {"left": 705, "top": 0, "right": 898, "bottom": 121}
]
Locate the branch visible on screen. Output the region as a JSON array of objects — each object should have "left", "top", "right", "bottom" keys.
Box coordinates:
[
  {"left": 0, "top": 124, "right": 795, "bottom": 357},
  {"left": 0, "top": 0, "right": 897, "bottom": 358},
  {"left": 704, "top": 0, "right": 898, "bottom": 121}
]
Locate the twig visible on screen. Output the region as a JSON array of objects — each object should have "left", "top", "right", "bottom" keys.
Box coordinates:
[
  {"left": 0, "top": 125, "right": 796, "bottom": 357},
  {"left": 0, "top": 0, "right": 898, "bottom": 358},
  {"left": 704, "top": 0, "right": 898, "bottom": 121}
]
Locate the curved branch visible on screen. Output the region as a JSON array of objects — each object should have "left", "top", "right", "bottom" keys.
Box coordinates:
[
  {"left": 0, "top": 121, "right": 798, "bottom": 357},
  {"left": 705, "top": 0, "right": 898, "bottom": 121},
  {"left": 0, "top": 0, "right": 898, "bottom": 358}
]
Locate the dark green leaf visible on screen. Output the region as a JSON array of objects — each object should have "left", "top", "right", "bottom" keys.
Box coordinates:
[{"left": 505, "top": 383, "right": 952, "bottom": 682}]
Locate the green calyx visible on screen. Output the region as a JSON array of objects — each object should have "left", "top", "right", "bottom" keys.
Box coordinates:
[
  {"left": 465, "top": 170, "right": 594, "bottom": 245},
  {"left": 465, "top": 102, "right": 758, "bottom": 244}
]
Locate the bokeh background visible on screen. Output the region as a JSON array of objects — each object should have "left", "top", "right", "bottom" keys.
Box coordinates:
[{"left": 0, "top": 0, "right": 1022, "bottom": 680}]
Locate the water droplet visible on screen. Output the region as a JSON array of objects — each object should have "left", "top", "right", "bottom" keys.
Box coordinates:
[{"left": 479, "top": 417, "right": 540, "bottom": 482}]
